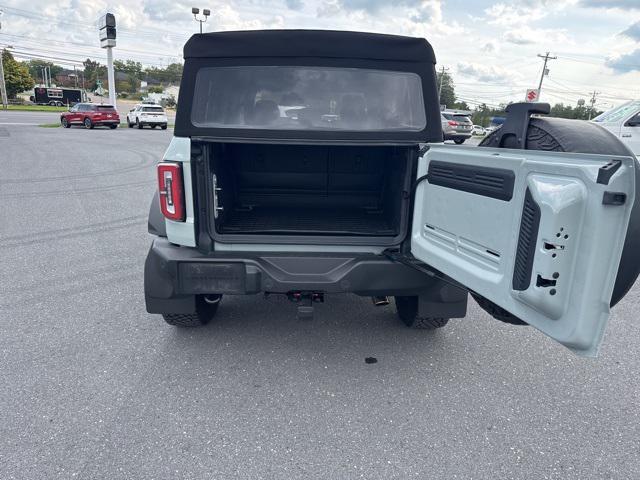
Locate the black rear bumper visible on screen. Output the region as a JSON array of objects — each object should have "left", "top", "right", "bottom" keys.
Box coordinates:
[{"left": 144, "top": 238, "right": 467, "bottom": 316}]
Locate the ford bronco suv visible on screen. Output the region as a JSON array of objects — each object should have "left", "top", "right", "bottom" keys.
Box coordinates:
[{"left": 145, "top": 30, "right": 640, "bottom": 356}]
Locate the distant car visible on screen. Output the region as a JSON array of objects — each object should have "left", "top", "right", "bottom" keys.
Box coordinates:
[
  {"left": 472, "top": 125, "right": 485, "bottom": 136},
  {"left": 441, "top": 112, "right": 473, "bottom": 144},
  {"left": 484, "top": 125, "right": 498, "bottom": 134},
  {"left": 126, "top": 103, "right": 168, "bottom": 130},
  {"left": 592, "top": 100, "right": 640, "bottom": 156},
  {"left": 60, "top": 103, "right": 119, "bottom": 129}
]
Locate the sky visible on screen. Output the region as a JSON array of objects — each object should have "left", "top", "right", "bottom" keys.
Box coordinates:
[{"left": 0, "top": 0, "right": 638, "bottom": 110}]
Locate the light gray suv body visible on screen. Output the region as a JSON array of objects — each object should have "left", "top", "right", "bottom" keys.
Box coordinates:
[{"left": 144, "top": 30, "right": 640, "bottom": 357}]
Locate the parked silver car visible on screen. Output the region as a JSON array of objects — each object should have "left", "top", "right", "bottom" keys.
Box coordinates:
[{"left": 441, "top": 112, "right": 473, "bottom": 144}]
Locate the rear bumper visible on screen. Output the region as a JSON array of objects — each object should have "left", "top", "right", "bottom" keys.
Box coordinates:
[
  {"left": 144, "top": 238, "right": 467, "bottom": 315},
  {"left": 444, "top": 132, "right": 472, "bottom": 141}
]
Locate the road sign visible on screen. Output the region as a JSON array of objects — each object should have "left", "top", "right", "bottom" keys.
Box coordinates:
[{"left": 525, "top": 89, "right": 539, "bottom": 102}]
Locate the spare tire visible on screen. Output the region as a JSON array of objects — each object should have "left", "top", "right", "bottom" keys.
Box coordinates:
[{"left": 476, "top": 116, "right": 640, "bottom": 323}]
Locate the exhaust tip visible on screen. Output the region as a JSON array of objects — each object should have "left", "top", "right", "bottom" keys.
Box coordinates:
[
  {"left": 203, "top": 294, "right": 222, "bottom": 305},
  {"left": 371, "top": 296, "right": 390, "bottom": 306}
]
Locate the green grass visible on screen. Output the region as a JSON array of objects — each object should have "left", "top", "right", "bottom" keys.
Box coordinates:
[{"left": 6, "top": 104, "right": 68, "bottom": 112}]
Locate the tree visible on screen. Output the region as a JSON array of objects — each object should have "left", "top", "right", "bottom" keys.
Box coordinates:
[
  {"left": 436, "top": 71, "right": 456, "bottom": 109},
  {"left": 114, "top": 59, "right": 143, "bottom": 80},
  {"left": 24, "top": 59, "right": 63, "bottom": 84},
  {"left": 144, "top": 63, "right": 183, "bottom": 85},
  {"left": 82, "top": 59, "right": 106, "bottom": 91},
  {"left": 2, "top": 50, "right": 34, "bottom": 98}
]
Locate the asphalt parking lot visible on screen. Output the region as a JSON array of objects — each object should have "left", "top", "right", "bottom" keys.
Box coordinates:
[{"left": 1, "top": 111, "right": 639, "bottom": 480}]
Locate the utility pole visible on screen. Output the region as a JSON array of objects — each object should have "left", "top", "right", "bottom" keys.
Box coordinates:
[
  {"left": 588, "top": 90, "right": 599, "bottom": 120},
  {"left": 536, "top": 52, "right": 557, "bottom": 100},
  {"left": 437, "top": 65, "right": 449, "bottom": 105},
  {"left": 0, "top": 9, "right": 8, "bottom": 109}
]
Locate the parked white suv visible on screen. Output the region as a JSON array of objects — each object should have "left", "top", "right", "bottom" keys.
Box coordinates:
[
  {"left": 592, "top": 100, "right": 640, "bottom": 155},
  {"left": 126, "top": 103, "right": 168, "bottom": 130}
]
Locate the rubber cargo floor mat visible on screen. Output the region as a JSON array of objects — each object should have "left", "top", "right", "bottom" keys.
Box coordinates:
[{"left": 221, "top": 206, "right": 395, "bottom": 235}]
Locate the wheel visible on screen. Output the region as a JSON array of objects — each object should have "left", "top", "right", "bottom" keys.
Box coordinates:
[
  {"left": 162, "top": 294, "right": 222, "bottom": 327},
  {"left": 127, "top": 118, "right": 133, "bottom": 128},
  {"left": 84, "top": 117, "right": 93, "bottom": 129},
  {"left": 109, "top": 124, "right": 118, "bottom": 129},
  {"left": 394, "top": 296, "right": 449, "bottom": 329},
  {"left": 161, "top": 124, "right": 167, "bottom": 130},
  {"left": 151, "top": 124, "right": 157, "bottom": 129},
  {"left": 478, "top": 115, "right": 640, "bottom": 321},
  {"left": 136, "top": 119, "right": 143, "bottom": 129},
  {"left": 454, "top": 139, "right": 465, "bottom": 144},
  {"left": 61, "top": 117, "right": 70, "bottom": 128}
]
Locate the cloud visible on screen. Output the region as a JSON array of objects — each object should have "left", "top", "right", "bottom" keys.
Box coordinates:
[
  {"left": 579, "top": 0, "right": 640, "bottom": 9},
  {"left": 606, "top": 49, "right": 640, "bottom": 72},
  {"left": 143, "top": 0, "right": 193, "bottom": 22},
  {"left": 456, "top": 61, "right": 522, "bottom": 83},
  {"left": 621, "top": 21, "right": 640, "bottom": 40},
  {"left": 502, "top": 26, "right": 570, "bottom": 45},
  {"left": 481, "top": 41, "right": 498, "bottom": 53},
  {"left": 285, "top": 0, "right": 304, "bottom": 10}
]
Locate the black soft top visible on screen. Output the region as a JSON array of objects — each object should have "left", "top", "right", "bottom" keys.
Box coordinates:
[{"left": 183, "top": 29, "right": 436, "bottom": 63}]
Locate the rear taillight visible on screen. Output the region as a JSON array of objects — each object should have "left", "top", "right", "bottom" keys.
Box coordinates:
[
  {"left": 448, "top": 121, "right": 458, "bottom": 126},
  {"left": 157, "top": 162, "right": 185, "bottom": 221}
]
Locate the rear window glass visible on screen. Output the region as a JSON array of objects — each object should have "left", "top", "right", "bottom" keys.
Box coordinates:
[
  {"left": 97, "top": 105, "right": 115, "bottom": 111},
  {"left": 191, "top": 66, "right": 426, "bottom": 132},
  {"left": 142, "top": 107, "right": 164, "bottom": 112}
]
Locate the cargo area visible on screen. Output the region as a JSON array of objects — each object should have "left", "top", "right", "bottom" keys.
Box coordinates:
[{"left": 208, "top": 143, "right": 414, "bottom": 242}]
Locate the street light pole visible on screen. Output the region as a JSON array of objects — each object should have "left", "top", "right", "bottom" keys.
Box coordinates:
[{"left": 192, "top": 7, "right": 210, "bottom": 34}]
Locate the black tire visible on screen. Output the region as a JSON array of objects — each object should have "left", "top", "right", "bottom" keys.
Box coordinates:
[
  {"left": 478, "top": 115, "right": 640, "bottom": 320},
  {"left": 61, "top": 117, "right": 70, "bottom": 128},
  {"left": 151, "top": 124, "right": 157, "bottom": 129},
  {"left": 161, "top": 124, "right": 167, "bottom": 130},
  {"left": 162, "top": 295, "right": 222, "bottom": 327},
  {"left": 84, "top": 117, "right": 93, "bottom": 129},
  {"left": 109, "top": 124, "right": 118, "bottom": 129},
  {"left": 394, "top": 296, "right": 449, "bottom": 329},
  {"left": 127, "top": 119, "right": 133, "bottom": 128},
  {"left": 137, "top": 119, "right": 143, "bottom": 129},
  {"left": 454, "top": 139, "right": 465, "bottom": 144}
]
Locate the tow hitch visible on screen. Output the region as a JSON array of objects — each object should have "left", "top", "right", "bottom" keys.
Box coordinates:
[{"left": 287, "top": 291, "right": 324, "bottom": 320}]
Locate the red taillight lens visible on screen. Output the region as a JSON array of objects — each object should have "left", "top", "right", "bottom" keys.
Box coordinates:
[
  {"left": 157, "top": 162, "right": 185, "bottom": 221},
  {"left": 448, "top": 121, "right": 458, "bottom": 126}
]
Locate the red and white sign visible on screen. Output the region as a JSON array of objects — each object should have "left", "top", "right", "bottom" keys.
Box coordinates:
[{"left": 525, "top": 89, "right": 539, "bottom": 102}]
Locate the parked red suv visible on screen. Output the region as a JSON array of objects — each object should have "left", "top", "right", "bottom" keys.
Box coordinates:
[{"left": 60, "top": 103, "right": 120, "bottom": 129}]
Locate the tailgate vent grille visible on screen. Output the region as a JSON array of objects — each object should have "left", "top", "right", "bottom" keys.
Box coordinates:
[{"left": 512, "top": 188, "right": 541, "bottom": 291}]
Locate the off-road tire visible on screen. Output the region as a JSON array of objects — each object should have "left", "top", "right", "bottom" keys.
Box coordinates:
[
  {"left": 162, "top": 295, "right": 222, "bottom": 327},
  {"left": 394, "top": 295, "right": 449, "bottom": 329}
]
